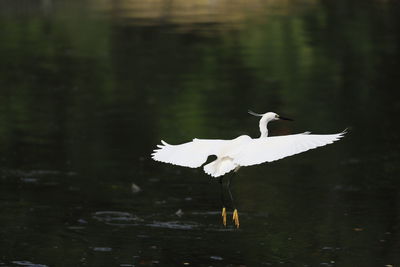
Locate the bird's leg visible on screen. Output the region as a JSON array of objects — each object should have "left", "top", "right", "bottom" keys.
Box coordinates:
[
  {"left": 219, "top": 177, "right": 227, "bottom": 226},
  {"left": 227, "top": 172, "right": 239, "bottom": 228}
]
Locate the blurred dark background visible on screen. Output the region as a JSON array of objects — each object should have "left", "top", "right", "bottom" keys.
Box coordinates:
[{"left": 0, "top": 0, "right": 400, "bottom": 266}]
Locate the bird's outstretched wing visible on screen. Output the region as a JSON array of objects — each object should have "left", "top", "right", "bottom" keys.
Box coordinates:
[
  {"left": 233, "top": 131, "right": 346, "bottom": 166},
  {"left": 152, "top": 139, "right": 229, "bottom": 168}
]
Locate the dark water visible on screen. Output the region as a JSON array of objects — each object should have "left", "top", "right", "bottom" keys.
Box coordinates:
[{"left": 1, "top": 0, "right": 400, "bottom": 266}]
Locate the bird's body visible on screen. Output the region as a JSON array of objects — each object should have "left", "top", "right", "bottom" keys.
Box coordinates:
[
  {"left": 152, "top": 111, "right": 346, "bottom": 228},
  {"left": 152, "top": 112, "right": 345, "bottom": 177}
]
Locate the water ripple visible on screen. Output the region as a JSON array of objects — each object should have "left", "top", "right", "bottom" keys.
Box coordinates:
[
  {"left": 92, "top": 211, "right": 143, "bottom": 226},
  {"left": 11, "top": 261, "right": 48, "bottom": 267},
  {"left": 146, "top": 221, "right": 199, "bottom": 230}
]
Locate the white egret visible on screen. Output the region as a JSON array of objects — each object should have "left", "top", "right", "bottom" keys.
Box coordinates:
[{"left": 152, "top": 111, "right": 346, "bottom": 228}]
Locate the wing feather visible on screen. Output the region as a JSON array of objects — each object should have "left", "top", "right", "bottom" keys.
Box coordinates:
[
  {"left": 152, "top": 139, "right": 228, "bottom": 168},
  {"left": 233, "top": 131, "right": 346, "bottom": 166}
]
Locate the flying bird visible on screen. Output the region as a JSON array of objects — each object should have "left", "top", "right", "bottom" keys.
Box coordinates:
[{"left": 152, "top": 111, "right": 346, "bottom": 228}]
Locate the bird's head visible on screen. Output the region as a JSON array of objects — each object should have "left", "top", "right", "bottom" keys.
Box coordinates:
[{"left": 248, "top": 110, "right": 293, "bottom": 122}]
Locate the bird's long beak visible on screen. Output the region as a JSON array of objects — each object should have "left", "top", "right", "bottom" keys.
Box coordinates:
[
  {"left": 248, "top": 110, "right": 264, "bottom": 117},
  {"left": 279, "top": 116, "right": 293, "bottom": 121}
]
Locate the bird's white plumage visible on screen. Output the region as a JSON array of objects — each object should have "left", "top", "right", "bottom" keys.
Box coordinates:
[
  {"left": 152, "top": 111, "right": 346, "bottom": 177},
  {"left": 152, "top": 139, "right": 230, "bottom": 168},
  {"left": 232, "top": 131, "right": 345, "bottom": 166},
  {"left": 152, "top": 131, "right": 345, "bottom": 177}
]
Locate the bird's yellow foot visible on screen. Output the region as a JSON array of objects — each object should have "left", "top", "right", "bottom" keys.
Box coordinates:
[
  {"left": 233, "top": 209, "right": 240, "bottom": 228},
  {"left": 221, "top": 207, "right": 227, "bottom": 226}
]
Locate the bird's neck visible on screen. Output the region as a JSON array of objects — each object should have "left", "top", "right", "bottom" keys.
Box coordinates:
[{"left": 259, "top": 117, "right": 269, "bottom": 138}]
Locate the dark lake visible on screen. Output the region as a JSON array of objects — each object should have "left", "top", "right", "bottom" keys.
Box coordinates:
[{"left": 1, "top": 0, "right": 400, "bottom": 266}]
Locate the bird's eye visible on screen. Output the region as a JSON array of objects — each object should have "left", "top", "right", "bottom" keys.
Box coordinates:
[{"left": 275, "top": 114, "right": 279, "bottom": 118}]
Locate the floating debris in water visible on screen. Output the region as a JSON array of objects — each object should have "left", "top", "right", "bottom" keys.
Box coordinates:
[
  {"left": 131, "top": 183, "right": 141, "bottom": 193},
  {"left": 175, "top": 209, "right": 184, "bottom": 217},
  {"left": 210, "top": 255, "right": 223, "bottom": 260},
  {"left": 77, "top": 219, "right": 88, "bottom": 224}
]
